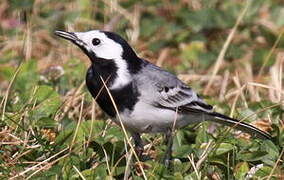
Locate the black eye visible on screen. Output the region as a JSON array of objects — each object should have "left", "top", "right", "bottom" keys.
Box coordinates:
[
  {"left": 164, "top": 87, "right": 169, "bottom": 92},
  {"left": 92, "top": 38, "right": 100, "bottom": 46}
]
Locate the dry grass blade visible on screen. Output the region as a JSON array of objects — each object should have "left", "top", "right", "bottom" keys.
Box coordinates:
[
  {"left": 26, "top": 152, "right": 70, "bottom": 179},
  {"left": 124, "top": 150, "right": 133, "bottom": 180},
  {"left": 11, "top": 148, "right": 69, "bottom": 179},
  {"left": 266, "top": 148, "right": 284, "bottom": 180},
  {"left": 99, "top": 76, "right": 147, "bottom": 180},
  {"left": 248, "top": 82, "right": 284, "bottom": 95},
  {"left": 69, "top": 94, "right": 85, "bottom": 152},
  {"left": 188, "top": 154, "right": 201, "bottom": 180},
  {"left": 23, "top": 20, "right": 32, "bottom": 60},
  {"left": 229, "top": 84, "right": 245, "bottom": 117},
  {"left": 204, "top": 0, "right": 251, "bottom": 94},
  {"left": 219, "top": 70, "right": 229, "bottom": 101},
  {"left": 232, "top": 73, "right": 248, "bottom": 108},
  {"left": 196, "top": 140, "right": 213, "bottom": 170},
  {"left": 87, "top": 100, "right": 96, "bottom": 145},
  {"left": 108, "top": 153, "right": 127, "bottom": 178},
  {"left": 55, "top": 81, "right": 85, "bottom": 122},
  {"left": 73, "top": 165, "right": 87, "bottom": 180},
  {"left": 1, "top": 63, "right": 23, "bottom": 121},
  {"left": 269, "top": 53, "right": 284, "bottom": 103},
  {"left": 103, "top": 0, "right": 141, "bottom": 44},
  {"left": 223, "top": 103, "right": 279, "bottom": 139},
  {"left": 102, "top": 146, "right": 112, "bottom": 177},
  {"left": 1, "top": 0, "right": 282, "bottom": 179},
  {"left": 258, "top": 29, "right": 284, "bottom": 78}
]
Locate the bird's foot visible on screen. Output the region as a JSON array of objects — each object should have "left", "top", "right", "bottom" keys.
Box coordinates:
[
  {"left": 134, "top": 146, "right": 151, "bottom": 162},
  {"left": 134, "top": 146, "right": 143, "bottom": 158},
  {"left": 162, "top": 153, "right": 173, "bottom": 168}
]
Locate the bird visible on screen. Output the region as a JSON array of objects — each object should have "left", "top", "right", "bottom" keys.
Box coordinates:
[{"left": 54, "top": 30, "right": 271, "bottom": 165}]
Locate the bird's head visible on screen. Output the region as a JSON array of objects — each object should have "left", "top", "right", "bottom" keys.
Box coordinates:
[
  {"left": 54, "top": 30, "right": 138, "bottom": 63},
  {"left": 55, "top": 30, "right": 142, "bottom": 89}
]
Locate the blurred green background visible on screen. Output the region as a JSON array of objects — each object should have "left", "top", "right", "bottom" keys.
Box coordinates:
[{"left": 0, "top": 0, "right": 283, "bottom": 179}]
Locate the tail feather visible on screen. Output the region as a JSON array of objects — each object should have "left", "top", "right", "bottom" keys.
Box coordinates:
[{"left": 207, "top": 112, "right": 271, "bottom": 139}]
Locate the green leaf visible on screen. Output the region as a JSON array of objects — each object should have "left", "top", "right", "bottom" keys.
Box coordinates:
[
  {"left": 173, "top": 145, "right": 192, "bottom": 158},
  {"left": 0, "top": 66, "right": 14, "bottom": 80},
  {"left": 234, "top": 162, "right": 249, "bottom": 179},
  {"left": 31, "top": 85, "right": 61, "bottom": 122},
  {"left": 215, "top": 143, "right": 235, "bottom": 156},
  {"left": 34, "top": 85, "right": 57, "bottom": 103},
  {"left": 259, "top": 140, "right": 279, "bottom": 166},
  {"left": 209, "top": 157, "right": 228, "bottom": 167},
  {"left": 184, "top": 171, "right": 200, "bottom": 180},
  {"left": 180, "top": 41, "right": 206, "bottom": 67},
  {"left": 112, "top": 166, "right": 126, "bottom": 176},
  {"left": 36, "top": 117, "right": 58, "bottom": 128},
  {"left": 195, "top": 122, "right": 211, "bottom": 146},
  {"left": 13, "top": 60, "right": 39, "bottom": 101},
  {"left": 254, "top": 166, "right": 273, "bottom": 178},
  {"left": 237, "top": 151, "right": 267, "bottom": 162},
  {"left": 55, "top": 127, "right": 74, "bottom": 146},
  {"left": 93, "top": 163, "right": 108, "bottom": 178},
  {"left": 10, "top": 0, "right": 35, "bottom": 10}
]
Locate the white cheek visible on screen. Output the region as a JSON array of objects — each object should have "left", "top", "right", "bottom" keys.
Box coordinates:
[
  {"left": 76, "top": 31, "right": 132, "bottom": 89},
  {"left": 93, "top": 46, "right": 122, "bottom": 60}
]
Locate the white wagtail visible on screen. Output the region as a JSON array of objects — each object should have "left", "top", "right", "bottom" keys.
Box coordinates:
[{"left": 54, "top": 30, "right": 271, "bottom": 164}]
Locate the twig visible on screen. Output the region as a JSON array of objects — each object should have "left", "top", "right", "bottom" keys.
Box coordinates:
[{"left": 204, "top": 0, "right": 251, "bottom": 94}]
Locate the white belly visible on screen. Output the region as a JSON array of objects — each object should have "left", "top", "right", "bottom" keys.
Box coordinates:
[{"left": 113, "top": 101, "right": 204, "bottom": 133}]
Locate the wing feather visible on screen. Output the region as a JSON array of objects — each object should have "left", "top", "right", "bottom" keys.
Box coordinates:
[{"left": 156, "top": 83, "right": 213, "bottom": 113}]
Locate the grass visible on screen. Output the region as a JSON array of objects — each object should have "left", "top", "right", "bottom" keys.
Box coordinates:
[{"left": 0, "top": 0, "right": 284, "bottom": 179}]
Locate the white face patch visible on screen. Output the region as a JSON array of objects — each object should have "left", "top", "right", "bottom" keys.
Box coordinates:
[
  {"left": 75, "top": 30, "right": 122, "bottom": 60},
  {"left": 74, "top": 30, "right": 132, "bottom": 89}
]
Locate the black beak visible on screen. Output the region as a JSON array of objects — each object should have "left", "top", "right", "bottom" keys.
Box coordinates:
[
  {"left": 55, "top": 30, "right": 87, "bottom": 52},
  {"left": 54, "top": 30, "right": 80, "bottom": 42},
  {"left": 55, "top": 30, "right": 97, "bottom": 61}
]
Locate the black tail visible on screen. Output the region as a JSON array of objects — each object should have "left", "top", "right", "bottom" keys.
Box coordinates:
[{"left": 208, "top": 112, "right": 271, "bottom": 139}]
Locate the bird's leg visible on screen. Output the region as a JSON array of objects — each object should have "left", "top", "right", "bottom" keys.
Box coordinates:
[
  {"left": 163, "top": 129, "right": 174, "bottom": 167},
  {"left": 131, "top": 133, "right": 144, "bottom": 159}
]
